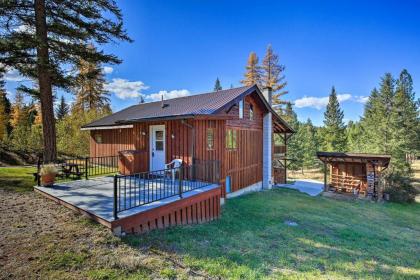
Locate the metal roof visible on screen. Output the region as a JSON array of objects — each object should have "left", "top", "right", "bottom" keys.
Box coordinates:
[
  {"left": 317, "top": 152, "right": 391, "bottom": 166},
  {"left": 82, "top": 85, "right": 294, "bottom": 133}
]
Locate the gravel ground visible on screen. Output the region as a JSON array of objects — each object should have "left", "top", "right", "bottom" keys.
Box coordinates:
[{"left": 0, "top": 189, "right": 206, "bottom": 279}]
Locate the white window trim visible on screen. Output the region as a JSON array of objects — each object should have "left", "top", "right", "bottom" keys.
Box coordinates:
[{"left": 239, "top": 99, "right": 244, "bottom": 119}]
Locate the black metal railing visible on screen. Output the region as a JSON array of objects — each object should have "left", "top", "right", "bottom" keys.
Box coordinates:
[
  {"left": 113, "top": 160, "right": 220, "bottom": 219},
  {"left": 36, "top": 155, "right": 119, "bottom": 186}
]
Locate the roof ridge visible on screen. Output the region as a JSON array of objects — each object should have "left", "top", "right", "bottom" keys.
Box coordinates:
[{"left": 133, "top": 85, "right": 252, "bottom": 107}]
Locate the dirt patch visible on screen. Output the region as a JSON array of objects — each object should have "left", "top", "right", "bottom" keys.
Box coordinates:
[{"left": 0, "top": 189, "right": 207, "bottom": 279}]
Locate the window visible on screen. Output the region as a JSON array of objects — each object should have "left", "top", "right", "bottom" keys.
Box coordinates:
[
  {"left": 249, "top": 104, "right": 254, "bottom": 120},
  {"left": 94, "top": 133, "right": 102, "bottom": 144},
  {"left": 207, "top": 128, "right": 214, "bottom": 150},
  {"left": 239, "top": 99, "right": 244, "bottom": 119},
  {"left": 226, "top": 129, "right": 237, "bottom": 149},
  {"left": 155, "top": 130, "right": 164, "bottom": 151}
]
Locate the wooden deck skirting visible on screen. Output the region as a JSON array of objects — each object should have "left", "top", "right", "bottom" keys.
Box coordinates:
[{"left": 111, "top": 186, "right": 221, "bottom": 234}]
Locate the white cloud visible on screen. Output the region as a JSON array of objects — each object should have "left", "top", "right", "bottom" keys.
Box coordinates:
[
  {"left": 3, "top": 67, "right": 27, "bottom": 82},
  {"left": 145, "top": 89, "right": 190, "bottom": 102},
  {"left": 105, "top": 78, "right": 149, "bottom": 99},
  {"left": 103, "top": 66, "right": 113, "bottom": 74},
  {"left": 294, "top": 94, "right": 352, "bottom": 110},
  {"left": 14, "top": 24, "right": 34, "bottom": 33},
  {"left": 355, "top": 95, "right": 369, "bottom": 104}
]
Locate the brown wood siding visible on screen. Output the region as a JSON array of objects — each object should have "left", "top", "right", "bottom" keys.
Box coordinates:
[
  {"left": 223, "top": 92, "right": 265, "bottom": 193},
  {"left": 225, "top": 94, "right": 264, "bottom": 129},
  {"left": 225, "top": 129, "right": 262, "bottom": 193},
  {"left": 90, "top": 119, "right": 225, "bottom": 173},
  {"left": 112, "top": 186, "right": 221, "bottom": 234},
  {"left": 89, "top": 91, "right": 268, "bottom": 195}
]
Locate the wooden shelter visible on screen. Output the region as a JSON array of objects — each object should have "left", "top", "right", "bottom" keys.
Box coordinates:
[{"left": 317, "top": 152, "right": 391, "bottom": 197}]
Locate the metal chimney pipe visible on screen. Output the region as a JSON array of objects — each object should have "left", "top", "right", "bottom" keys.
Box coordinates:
[{"left": 262, "top": 86, "right": 273, "bottom": 189}]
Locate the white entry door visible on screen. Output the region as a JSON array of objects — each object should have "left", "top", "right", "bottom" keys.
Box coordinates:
[{"left": 149, "top": 125, "right": 166, "bottom": 171}]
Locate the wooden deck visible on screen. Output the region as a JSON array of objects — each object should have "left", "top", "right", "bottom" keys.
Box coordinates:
[{"left": 34, "top": 176, "right": 221, "bottom": 234}]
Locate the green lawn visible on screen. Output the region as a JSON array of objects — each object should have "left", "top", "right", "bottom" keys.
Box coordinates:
[
  {"left": 125, "top": 189, "right": 420, "bottom": 279},
  {"left": 0, "top": 166, "right": 36, "bottom": 192},
  {"left": 1, "top": 167, "right": 419, "bottom": 279}
]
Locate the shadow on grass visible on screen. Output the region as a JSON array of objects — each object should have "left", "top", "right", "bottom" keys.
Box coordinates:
[
  {"left": 0, "top": 167, "right": 36, "bottom": 192},
  {"left": 122, "top": 189, "right": 420, "bottom": 279}
]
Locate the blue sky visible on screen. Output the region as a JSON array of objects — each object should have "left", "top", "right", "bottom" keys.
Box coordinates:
[{"left": 4, "top": 0, "right": 420, "bottom": 126}]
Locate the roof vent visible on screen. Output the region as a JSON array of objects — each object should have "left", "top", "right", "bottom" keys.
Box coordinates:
[{"left": 161, "top": 95, "right": 169, "bottom": 108}]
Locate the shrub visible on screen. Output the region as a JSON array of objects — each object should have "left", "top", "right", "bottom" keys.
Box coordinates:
[
  {"left": 40, "top": 164, "right": 58, "bottom": 176},
  {"left": 383, "top": 172, "right": 418, "bottom": 203}
]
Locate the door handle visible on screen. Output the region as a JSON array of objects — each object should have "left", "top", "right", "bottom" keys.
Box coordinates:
[{"left": 152, "top": 151, "right": 154, "bottom": 157}]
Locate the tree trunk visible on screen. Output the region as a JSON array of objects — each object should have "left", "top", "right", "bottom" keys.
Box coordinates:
[{"left": 35, "top": 0, "right": 57, "bottom": 162}]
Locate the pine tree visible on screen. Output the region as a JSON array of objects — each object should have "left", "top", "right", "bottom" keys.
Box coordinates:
[
  {"left": 346, "top": 121, "right": 364, "bottom": 152},
  {"left": 321, "top": 86, "right": 346, "bottom": 152},
  {"left": 261, "top": 44, "right": 288, "bottom": 107},
  {"left": 241, "top": 52, "right": 262, "bottom": 86},
  {"left": 56, "top": 95, "right": 69, "bottom": 120},
  {"left": 278, "top": 103, "right": 303, "bottom": 170},
  {"left": 301, "top": 119, "right": 318, "bottom": 169},
  {"left": 0, "top": 72, "right": 10, "bottom": 141},
  {"left": 360, "top": 74, "right": 395, "bottom": 154},
  {"left": 10, "top": 91, "right": 27, "bottom": 128},
  {"left": 214, "top": 78, "right": 222, "bottom": 91},
  {"left": 0, "top": 0, "right": 131, "bottom": 161},
  {"left": 388, "top": 69, "right": 419, "bottom": 174},
  {"left": 73, "top": 46, "right": 111, "bottom": 113}
]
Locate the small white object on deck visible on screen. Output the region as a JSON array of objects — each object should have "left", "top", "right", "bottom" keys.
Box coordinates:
[{"left": 165, "top": 159, "right": 183, "bottom": 182}]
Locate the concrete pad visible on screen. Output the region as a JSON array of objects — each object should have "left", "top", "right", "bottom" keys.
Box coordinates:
[{"left": 275, "top": 179, "right": 323, "bottom": 196}]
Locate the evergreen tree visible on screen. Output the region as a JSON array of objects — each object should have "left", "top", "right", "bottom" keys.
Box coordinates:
[
  {"left": 321, "top": 86, "right": 346, "bottom": 152},
  {"left": 214, "top": 78, "right": 222, "bottom": 91},
  {"left": 360, "top": 74, "right": 395, "bottom": 154},
  {"left": 301, "top": 119, "right": 318, "bottom": 169},
  {"left": 278, "top": 102, "right": 303, "bottom": 170},
  {"left": 56, "top": 95, "right": 69, "bottom": 120},
  {"left": 139, "top": 95, "right": 145, "bottom": 104},
  {"left": 10, "top": 91, "right": 27, "bottom": 128},
  {"left": 346, "top": 121, "right": 364, "bottom": 152},
  {"left": 241, "top": 52, "right": 262, "bottom": 86},
  {"left": 0, "top": 0, "right": 131, "bottom": 161},
  {"left": 0, "top": 71, "right": 11, "bottom": 141},
  {"left": 73, "top": 46, "right": 111, "bottom": 113},
  {"left": 261, "top": 44, "right": 288, "bottom": 108},
  {"left": 389, "top": 69, "right": 419, "bottom": 174}
]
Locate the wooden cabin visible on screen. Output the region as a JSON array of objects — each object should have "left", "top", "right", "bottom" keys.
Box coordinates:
[
  {"left": 82, "top": 85, "right": 294, "bottom": 197},
  {"left": 317, "top": 152, "right": 391, "bottom": 197}
]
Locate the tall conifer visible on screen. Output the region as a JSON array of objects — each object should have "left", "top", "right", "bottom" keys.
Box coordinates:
[
  {"left": 56, "top": 95, "right": 69, "bottom": 120},
  {"left": 261, "top": 44, "right": 287, "bottom": 108},
  {"left": 241, "top": 52, "right": 262, "bottom": 86},
  {"left": 321, "top": 86, "right": 346, "bottom": 152},
  {"left": 0, "top": 0, "right": 131, "bottom": 161},
  {"left": 214, "top": 78, "right": 222, "bottom": 91}
]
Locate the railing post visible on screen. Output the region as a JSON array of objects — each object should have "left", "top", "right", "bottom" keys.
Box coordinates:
[
  {"left": 113, "top": 175, "right": 119, "bottom": 220},
  {"left": 178, "top": 166, "right": 183, "bottom": 198},
  {"left": 85, "top": 157, "right": 88, "bottom": 180},
  {"left": 37, "top": 158, "right": 41, "bottom": 186}
]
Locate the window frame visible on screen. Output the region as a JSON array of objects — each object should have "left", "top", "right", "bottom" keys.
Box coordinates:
[
  {"left": 249, "top": 104, "right": 254, "bottom": 120},
  {"left": 226, "top": 129, "right": 237, "bottom": 149},
  {"left": 94, "top": 133, "right": 102, "bottom": 144},
  {"left": 206, "top": 128, "right": 215, "bottom": 150},
  {"left": 239, "top": 99, "right": 244, "bottom": 119}
]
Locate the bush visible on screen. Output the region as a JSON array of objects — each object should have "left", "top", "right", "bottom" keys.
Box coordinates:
[{"left": 383, "top": 172, "right": 418, "bottom": 203}]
